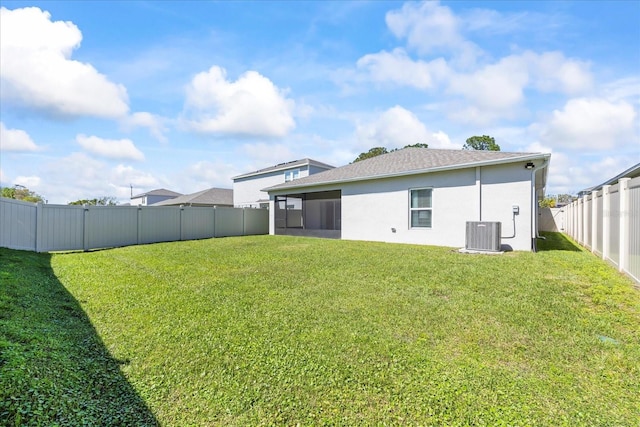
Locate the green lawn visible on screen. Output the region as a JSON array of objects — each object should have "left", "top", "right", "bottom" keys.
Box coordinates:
[{"left": 1, "top": 233, "right": 639, "bottom": 426}]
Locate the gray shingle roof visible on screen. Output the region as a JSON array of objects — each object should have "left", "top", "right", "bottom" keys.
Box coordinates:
[
  {"left": 132, "top": 188, "right": 182, "bottom": 198},
  {"left": 232, "top": 158, "right": 335, "bottom": 180},
  {"left": 265, "top": 148, "right": 550, "bottom": 192},
  {"left": 151, "top": 188, "right": 233, "bottom": 206}
]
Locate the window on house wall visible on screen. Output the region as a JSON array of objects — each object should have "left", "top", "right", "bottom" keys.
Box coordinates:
[
  {"left": 409, "top": 188, "right": 432, "bottom": 228},
  {"left": 284, "top": 169, "right": 300, "bottom": 182}
]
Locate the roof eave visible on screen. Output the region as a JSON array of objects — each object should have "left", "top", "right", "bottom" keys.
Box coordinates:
[{"left": 265, "top": 153, "right": 551, "bottom": 193}]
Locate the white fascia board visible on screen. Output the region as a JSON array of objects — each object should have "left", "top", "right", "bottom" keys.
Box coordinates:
[{"left": 265, "top": 153, "right": 551, "bottom": 194}]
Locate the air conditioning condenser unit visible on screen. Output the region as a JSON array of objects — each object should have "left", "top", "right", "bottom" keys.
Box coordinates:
[{"left": 465, "top": 221, "right": 501, "bottom": 252}]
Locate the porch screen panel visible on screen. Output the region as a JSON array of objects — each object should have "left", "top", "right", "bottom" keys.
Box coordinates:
[
  {"left": 303, "top": 191, "right": 341, "bottom": 230},
  {"left": 275, "top": 196, "right": 287, "bottom": 229},
  {"left": 286, "top": 197, "right": 303, "bottom": 228}
]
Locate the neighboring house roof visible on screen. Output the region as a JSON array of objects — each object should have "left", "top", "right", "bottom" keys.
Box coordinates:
[
  {"left": 265, "top": 148, "right": 550, "bottom": 192},
  {"left": 151, "top": 188, "right": 233, "bottom": 206},
  {"left": 579, "top": 162, "right": 640, "bottom": 196},
  {"left": 232, "top": 158, "right": 335, "bottom": 180},
  {"left": 131, "top": 188, "right": 182, "bottom": 198}
]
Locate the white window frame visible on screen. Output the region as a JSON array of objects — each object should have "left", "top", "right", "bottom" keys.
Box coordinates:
[
  {"left": 409, "top": 188, "right": 433, "bottom": 229},
  {"left": 284, "top": 168, "right": 300, "bottom": 182}
]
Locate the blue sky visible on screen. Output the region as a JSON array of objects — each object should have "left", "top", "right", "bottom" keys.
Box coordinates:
[{"left": 1, "top": 0, "right": 638, "bottom": 204}]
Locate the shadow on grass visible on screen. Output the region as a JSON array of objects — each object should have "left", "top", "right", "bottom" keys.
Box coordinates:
[
  {"left": 0, "top": 248, "right": 158, "bottom": 426},
  {"left": 536, "top": 231, "right": 583, "bottom": 252}
]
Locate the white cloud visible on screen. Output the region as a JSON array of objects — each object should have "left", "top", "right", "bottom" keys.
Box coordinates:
[
  {"left": 76, "top": 134, "right": 145, "bottom": 161},
  {"left": 356, "top": 48, "right": 448, "bottom": 90},
  {"left": 540, "top": 98, "right": 637, "bottom": 150},
  {"left": 356, "top": 106, "right": 457, "bottom": 150},
  {"left": 30, "top": 153, "right": 160, "bottom": 203},
  {"left": 446, "top": 51, "right": 592, "bottom": 124},
  {"left": 121, "top": 112, "right": 168, "bottom": 143},
  {"left": 525, "top": 51, "right": 592, "bottom": 94},
  {"left": 545, "top": 152, "right": 635, "bottom": 195},
  {"left": 184, "top": 66, "right": 295, "bottom": 137},
  {"left": 601, "top": 77, "right": 640, "bottom": 103},
  {"left": 385, "top": 1, "right": 482, "bottom": 65},
  {"left": 0, "top": 122, "right": 40, "bottom": 151},
  {"left": 239, "top": 142, "right": 295, "bottom": 167},
  {"left": 0, "top": 7, "right": 128, "bottom": 118},
  {"left": 111, "top": 164, "right": 159, "bottom": 189},
  {"left": 449, "top": 55, "right": 529, "bottom": 110},
  {"left": 15, "top": 175, "right": 41, "bottom": 189},
  {"left": 185, "top": 161, "right": 239, "bottom": 189}
]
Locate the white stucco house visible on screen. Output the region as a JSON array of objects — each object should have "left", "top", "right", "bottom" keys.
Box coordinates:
[
  {"left": 232, "top": 158, "right": 335, "bottom": 208},
  {"left": 264, "top": 148, "right": 551, "bottom": 251}
]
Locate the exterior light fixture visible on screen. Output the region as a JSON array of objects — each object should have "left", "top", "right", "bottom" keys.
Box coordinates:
[{"left": 525, "top": 162, "right": 535, "bottom": 169}]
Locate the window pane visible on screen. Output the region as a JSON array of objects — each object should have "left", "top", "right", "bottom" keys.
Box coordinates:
[
  {"left": 411, "top": 210, "right": 432, "bottom": 228},
  {"left": 411, "top": 189, "right": 432, "bottom": 208}
]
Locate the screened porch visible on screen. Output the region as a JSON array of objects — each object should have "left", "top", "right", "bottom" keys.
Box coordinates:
[{"left": 274, "top": 190, "right": 341, "bottom": 239}]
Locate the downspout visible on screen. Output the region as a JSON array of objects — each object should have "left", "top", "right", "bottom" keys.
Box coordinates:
[
  {"left": 476, "top": 166, "right": 482, "bottom": 221},
  {"left": 530, "top": 159, "right": 550, "bottom": 251}
]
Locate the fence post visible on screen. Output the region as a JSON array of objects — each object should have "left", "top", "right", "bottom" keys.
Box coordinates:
[
  {"left": 213, "top": 206, "right": 217, "bottom": 238},
  {"left": 576, "top": 197, "right": 582, "bottom": 244},
  {"left": 35, "top": 202, "right": 43, "bottom": 252},
  {"left": 619, "top": 178, "right": 630, "bottom": 273},
  {"left": 137, "top": 205, "right": 142, "bottom": 245},
  {"left": 180, "top": 205, "right": 185, "bottom": 241},
  {"left": 591, "top": 190, "right": 598, "bottom": 253},
  {"left": 83, "top": 204, "right": 90, "bottom": 251},
  {"left": 602, "top": 185, "right": 611, "bottom": 261}
]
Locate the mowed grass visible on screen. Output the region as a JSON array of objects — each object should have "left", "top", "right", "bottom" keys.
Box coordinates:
[{"left": 2, "top": 233, "right": 639, "bottom": 426}]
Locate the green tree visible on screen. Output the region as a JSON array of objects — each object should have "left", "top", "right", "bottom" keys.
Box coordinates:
[
  {"left": 539, "top": 197, "right": 556, "bottom": 208},
  {"left": 463, "top": 135, "right": 500, "bottom": 151},
  {"left": 1, "top": 185, "right": 44, "bottom": 203},
  {"left": 352, "top": 143, "right": 429, "bottom": 163},
  {"left": 352, "top": 147, "right": 389, "bottom": 163},
  {"left": 68, "top": 197, "right": 118, "bottom": 206}
]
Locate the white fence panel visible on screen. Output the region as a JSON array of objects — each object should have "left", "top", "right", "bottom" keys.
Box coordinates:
[
  {"left": 244, "top": 208, "right": 269, "bottom": 236},
  {"left": 215, "top": 207, "right": 244, "bottom": 237},
  {"left": 0, "top": 198, "right": 37, "bottom": 251},
  {"left": 1, "top": 198, "right": 269, "bottom": 252},
  {"left": 608, "top": 186, "right": 620, "bottom": 266},
  {"left": 39, "top": 205, "right": 84, "bottom": 252},
  {"left": 595, "top": 191, "right": 604, "bottom": 255},
  {"left": 139, "top": 207, "right": 181, "bottom": 244},
  {"left": 564, "top": 177, "right": 638, "bottom": 284},
  {"left": 86, "top": 205, "right": 139, "bottom": 250},
  {"left": 584, "top": 195, "right": 592, "bottom": 249},
  {"left": 182, "top": 207, "right": 216, "bottom": 240},
  {"left": 628, "top": 177, "right": 640, "bottom": 283}
]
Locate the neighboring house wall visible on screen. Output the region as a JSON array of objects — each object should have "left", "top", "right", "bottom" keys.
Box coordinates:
[
  {"left": 131, "top": 194, "right": 179, "bottom": 206},
  {"left": 233, "top": 166, "right": 312, "bottom": 208},
  {"left": 335, "top": 164, "right": 533, "bottom": 250}
]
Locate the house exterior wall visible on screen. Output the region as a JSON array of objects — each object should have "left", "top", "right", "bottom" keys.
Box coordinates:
[
  {"left": 233, "top": 165, "right": 311, "bottom": 208},
  {"left": 131, "top": 194, "right": 177, "bottom": 206},
  {"left": 340, "top": 169, "right": 478, "bottom": 248},
  {"left": 477, "top": 164, "right": 533, "bottom": 251},
  {"left": 269, "top": 163, "right": 535, "bottom": 251}
]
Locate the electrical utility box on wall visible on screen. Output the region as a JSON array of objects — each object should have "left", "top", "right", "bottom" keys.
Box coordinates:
[{"left": 465, "top": 221, "right": 502, "bottom": 252}]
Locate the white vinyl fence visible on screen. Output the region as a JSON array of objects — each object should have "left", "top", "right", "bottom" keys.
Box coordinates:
[
  {"left": 564, "top": 177, "right": 640, "bottom": 284},
  {"left": 0, "top": 197, "right": 268, "bottom": 252}
]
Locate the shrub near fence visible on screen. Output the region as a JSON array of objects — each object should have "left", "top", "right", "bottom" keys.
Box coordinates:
[
  {"left": 563, "top": 176, "right": 640, "bottom": 284},
  {"left": 0, "top": 197, "right": 268, "bottom": 252}
]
